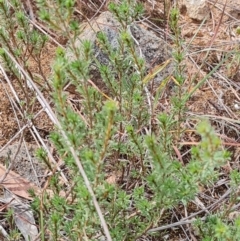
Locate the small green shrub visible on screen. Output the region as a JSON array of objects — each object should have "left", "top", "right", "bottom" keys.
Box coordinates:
[{"left": 0, "top": 0, "right": 236, "bottom": 240}]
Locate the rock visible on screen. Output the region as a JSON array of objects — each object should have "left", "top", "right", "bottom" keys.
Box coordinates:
[
  {"left": 68, "top": 11, "right": 173, "bottom": 90},
  {"left": 181, "top": 0, "right": 210, "bottom": 21},
  {"left": 0, "top": 143, "right": 46, "bottom": 185}
]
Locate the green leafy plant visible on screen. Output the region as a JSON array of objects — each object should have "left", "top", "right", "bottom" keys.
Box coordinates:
[
  {"left": 37, "top": 2, "right": 231, "bottom": 240},
  {"left": 0, "top": 0, "right": 236, "bottom": 240}
]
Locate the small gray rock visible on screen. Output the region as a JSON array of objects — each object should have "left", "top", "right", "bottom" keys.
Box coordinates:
[
  {"left": 68, "top": 11, "right": 173, "bottom": 90},
  {"left": 180, "top": 0, "right": 210, "bottom": 21},
  {"left": 0, "top": 143, "right": 45, "bottom": 185}
]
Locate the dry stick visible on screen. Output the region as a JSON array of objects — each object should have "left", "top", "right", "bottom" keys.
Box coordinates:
[
  {"left": 188, "top": 113, "right": 240, "bottom": 125},
  {"left": 148, "top": 217, "right": 206, "bottom": 233},
  {"left": 22, "top": 140, "right": 41, "bottom": 186},
  {"left": 90, "top": 0, "right": 107, "bottom": 20},
  {"left": 3, "top": 49, "right": 112, "bottom": 241},
  {"left": 205, "top": 62, "right": 237, "bottom": 118},
  {"left": 184, "top": 50, "right": 232, "bottom": 102},
  {"left": 28, "top": 19, "right": 64, "bottom": 47},
  {"left": 1, "top": 82, "right": 42, "bottom": 185},
  {"left": 184, "top": 205, "right": 198, "bottom": 241},
  {"left": 0, "top": 225, "right": 9, "bottom": 240},
  {"left": 0, "top": 63, "right": 69, "bottom": 184},
  {"left": 0, "top": 64, "right": 20, "bottom": 103},
  {"left": 5, "top": 101, "right": 41, "bottom": 186},
  {"left": 185, "top": 0, "right": 227, "bottom": 91},
  {"left": 15, "top": 101, "right": 68, "bottom": 184},
  {"left": 25, "top": 0, "right": 35, "bottom": 22},
  {"left": 214, "top": 71, "right": 240, "bottom": 100},
  {"left": 187, "top": 54, "right": 240, "bottom": 121},
  {"left": 0, "top": 134, "right": 23, "bottom": 183},
  {"left": 189, "top": 54, "right": 236, "bottom": 118},
  {"left": 14, "top": 0, "right": 64, "bottom": 48},
  {"left": 144, "top": 18, "right": 172, "bottom": 42},
  {"left": 31, "top": 124, "right": 70, "bottom": 185},
  {"left": 128, "top": 25, "right": 153, "bottom": 134},
  {"left": 0, "top": 96, "right": 66, "bottom": 186},
  {"left": 0, "top": 125, "right": 28, "bottom": 154},
  {"left": 181, "top": 141, "right": 240, "bottom": 147},
  {"left": 207, "top": 0, "right": 227, "bottom": 48},
  {"left": 207, "top": 0, "right": 240, "bottom": 21},
  {"left": 148, "top": 187, "right": 233, "bottom": 233},
  {"left": 171, "top": 208, "right": 192, "bottom": 241}
]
